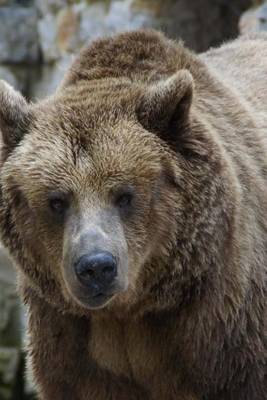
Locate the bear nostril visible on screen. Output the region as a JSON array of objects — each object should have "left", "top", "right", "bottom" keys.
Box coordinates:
[
  {"left": 102, "top": 265, "right": 114, "bottom": 275},
  {"left": 80, "top": 268, "right": 94, "bottom": 279},
  {"left": 87, "top": 269, "right": 95, "bottom": 277}
]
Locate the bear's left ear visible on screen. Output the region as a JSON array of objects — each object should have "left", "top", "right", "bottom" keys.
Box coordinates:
[
  {"left": 136, "top": 70, "right": 194, "bottom": 144},
  {"left": 0, "top": 80, "right": 31, "bottom": 161}
]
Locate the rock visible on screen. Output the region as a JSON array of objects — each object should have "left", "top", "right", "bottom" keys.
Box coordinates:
[
  {"left": 38, "top": 13, "right": 60, "bottom": 63},
  {"left": 106, "top": 0, "right": 150, "bottom": 32},
  {"left": 78, "top": 0, "right": 252, "bottom": 52},
  {"left": 79, "top": 0, "right": 152, "bottom": 45},
  {"left": 257, "top": 2, "right": 267, "bottom": 27},
  {"left": 35, "top": 0, "right": 68, "bottom": 15},
  {"left": 36, "top": 0, "right": 254, "bottom": 66},
  {"left": 106, "top": 0, "right": 152, "bottom": 32},
  {"left": 240, "top": 2, "right": 267, "bottom": 34},
  {"left": 0, "top": 0, "right": 13, "bottom": 6},
  {"left": 16, "top": 0, "right": 34, "bottom": 5},
  {"left": 0, "top": 7, "right": 39, "bottom": 64},
  {"left": 30, "top": 54, "right": 73, "bottom": 99},
  {"left": 239, "top": 8, "right": 258, "bottom": 33},
  {"left": 79, "top": 3, "right": 110, "bottom": 43},
  {"left": 38, "top": 6, "right": 80, "bottom": 63},
  {"left": 135, "top": 0, "right": 252, "bottom": 52},
  {"left": 0, "top": 275, "right": 22, "bottom": 400},
  {"left": 57, "top": 7, "right": 80, "bottom": 53},
  {"left": 0, "top": 247, "right": 15, "bottom": 286},
  {"left": 0, "top": 347, "right": 20, "bottom": 400},
  {"left": 0, "top": 284, "right": 18, "bottom": 336},
  {"left": 0, "top": 63, "right": 34, "bottom": 95},
  {"left": 0, "top": 66, "right": 18, "bottom": 89}
]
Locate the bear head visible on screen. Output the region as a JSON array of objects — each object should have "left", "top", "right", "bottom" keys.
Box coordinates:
[{"left": 0, "top": 33, "right": 223, "bottom": 316}]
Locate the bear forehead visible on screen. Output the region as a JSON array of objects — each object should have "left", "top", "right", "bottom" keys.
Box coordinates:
[
  {"left": 29, "top": 78, "right": 145, "bottom": 146},
  {"left": 2, "top": 77, "right": 166, "bottom": 195},
  {"left": 8, "top": 105, "right": 163, "bottom": 195},
  {"left": 26, "top": 77, "right": 162, "bottom": 170}
]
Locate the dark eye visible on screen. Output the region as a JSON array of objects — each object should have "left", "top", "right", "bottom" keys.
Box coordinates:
[
  {"left": 114, "top": 188, "right": 134, "bottom": 210},
  {"left": 48, "top": 193, "right": 68, "bottom": 217}
]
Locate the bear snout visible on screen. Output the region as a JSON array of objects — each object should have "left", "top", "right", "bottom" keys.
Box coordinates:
[{"left": 62, "top": 213, "right": 129, "bottom": 309}]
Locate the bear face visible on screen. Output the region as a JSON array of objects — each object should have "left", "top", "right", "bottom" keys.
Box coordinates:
[{"left": 0, "top": 68, "right": 220, "bottom": 315}]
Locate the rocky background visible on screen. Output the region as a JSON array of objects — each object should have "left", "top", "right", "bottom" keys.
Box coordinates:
[{"left": 0, "top": 0, "right": 266, "bottom": 398}]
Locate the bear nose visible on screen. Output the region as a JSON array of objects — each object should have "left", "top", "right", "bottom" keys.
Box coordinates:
[{"left": 75, "top": 251, "right": 117, "bottom": 289}]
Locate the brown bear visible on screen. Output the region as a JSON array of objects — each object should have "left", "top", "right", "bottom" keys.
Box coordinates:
[{"left": 0, "top": 29, "right": 266, "bottom": 400}]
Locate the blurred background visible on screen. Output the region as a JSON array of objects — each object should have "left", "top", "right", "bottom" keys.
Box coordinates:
[{"left": 0, "top": 0, "right": 266, "bottom": 398}]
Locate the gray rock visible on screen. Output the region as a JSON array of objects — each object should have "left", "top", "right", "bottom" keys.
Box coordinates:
[
  {"left": 38, "top": 13, "right": 60, "bottom": 63},
  {"left": 0, "top": 247, "right": 15, "bottom": 286},
  {"left": 240, "top": 2, "right": 267, "bottom": 34},
  {"left": 131, "top": 0, "right": 252, "bottom": 52},
  {"left": 0, "top": 348, "right": 20, "bottom": 380},
  {"left": 0, "top": 0, "right": 14, "bottom": 6},
  {"left": 0, "top": 66, "right": 18, "bottom": 89},
  {"left": 0, "top": 347, "right": 20, "bottom": 399},
  {"left": 0, "top": 278, "right": 21, "bottom": 346},
  {"left": 0, "top": 7, "right": 39, "bottom": 64},
  {"left": 35, "top": 0, "right": 68, "bottom": 15},
  {"left": 79, "top": 3, "right": 110, "bottom": 43},
  {"left": 78, "top": 0, "right": 252, "bottom": 53},
  {"left": 16, "top": 0, "right": 34, "bottom": 6},
  {"left": 106, "top": 0, "right": 152, "bottom": 32},
  {"left": 79, "top": 0, "right": 152, "bottom": 45},
  {"left": 30, "top": 54, "right": 73, "bottom": 99},
  {"left": 0, "top": 64, "right": 31, "bottom": 95},
  {"left": 0, "top": 285, "right": 17, "bottom": 334},
  {"left": 257, "top": 3, "right": 267, "bottom": 28},
  {"left": 56, "top": 7, "right": 80, "bottom": 54},
  {"left": 0, "top": 275, "right": 22, "bottom": 400},
  {"left": 38, "top": 6, "right": 80, "bottom": 63}
]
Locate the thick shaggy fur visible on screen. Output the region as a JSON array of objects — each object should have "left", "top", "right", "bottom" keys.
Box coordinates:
[{"left": 0, "top": 30, "right": 266, "bottom": 400}]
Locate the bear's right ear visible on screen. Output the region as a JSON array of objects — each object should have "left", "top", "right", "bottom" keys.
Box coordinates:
[
  {"left": 0, "top": 80, "right": 30, "bottom": 161},
  {"left": 136, "top": 70, "right": 194, "bottom": 148}
]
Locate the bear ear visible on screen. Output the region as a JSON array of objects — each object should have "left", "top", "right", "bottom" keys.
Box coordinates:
[
  {"left": 0, "top": 80, "right": 30, "bottom": 160},
  {"left": 136, "top": 70, "right": 194, "bottom": 146}
]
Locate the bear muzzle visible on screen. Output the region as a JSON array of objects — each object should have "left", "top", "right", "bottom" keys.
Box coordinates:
[{"left": 62, "top": 215, "right": 129, "bottom": 309}]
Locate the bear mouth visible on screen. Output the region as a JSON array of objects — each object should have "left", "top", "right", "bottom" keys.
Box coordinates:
[
  {"left": 93, "top": 292, "right": 105, "bottom": 298},
  {"left": 87, "top": 292, "right": 114, "bottom": 309},
  {"left": 64, "top": 271, "right": 127, "bottom": 310},
  {"left": 74, "top": 290, "right": 115, "bottom": 309}
]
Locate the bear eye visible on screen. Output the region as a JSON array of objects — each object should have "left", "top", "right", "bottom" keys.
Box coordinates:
[
  {"left": 114, "top": 187, "right": 134, "bottom": 210},
  {"left": 48, "top": 193, "right": 69, "bottom": 217}
]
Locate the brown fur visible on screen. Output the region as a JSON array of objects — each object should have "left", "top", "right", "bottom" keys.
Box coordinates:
[{"left": 0, "top": 30, "right": 266, "bottom": 400}]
